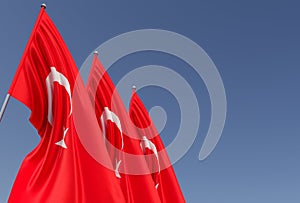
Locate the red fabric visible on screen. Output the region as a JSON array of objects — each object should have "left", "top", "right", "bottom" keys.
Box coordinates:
[
  {"left": 129, "top": 91, "right": 186, "bottom": 203},
  {"left": 8, "top": 8, "right": 126, "bottom": 203},
  {"left": 86, "top": 54, "right": 162, "bottom": 203}
]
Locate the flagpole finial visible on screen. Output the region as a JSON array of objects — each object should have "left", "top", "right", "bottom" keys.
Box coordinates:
[
  {"left": 41, "top": 3, "right": 47, "bottom": 9},
  {"left": 94, "top": 50, "right": 99, "bottom": 55}
]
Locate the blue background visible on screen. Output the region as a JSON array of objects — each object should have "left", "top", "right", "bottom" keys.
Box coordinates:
[{"left": 0, "top": 0, "right": 299, "bottom": 202}]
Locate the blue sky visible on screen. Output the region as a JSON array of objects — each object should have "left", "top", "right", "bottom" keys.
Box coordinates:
[{"left": 0, "top": 1, "right": 299, "bottom": 202}]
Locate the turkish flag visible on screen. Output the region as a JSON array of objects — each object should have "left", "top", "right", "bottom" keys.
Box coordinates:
[
  {"left": 86, "top": 53, "right": 162, "bottom": 203},
  {"left": 129, "top": 90, "right": 186, "bottom": 203},
  {"left": 8, "top": 7, "right": 126, "bottom": 202}
]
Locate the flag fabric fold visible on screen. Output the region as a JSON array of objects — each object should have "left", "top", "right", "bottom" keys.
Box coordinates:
[
  {"left": 129, "top": 89, "right": 186, "bottom": 203},
  {"left": 8, "top": 8, "right": 126, "bottom": 203}
]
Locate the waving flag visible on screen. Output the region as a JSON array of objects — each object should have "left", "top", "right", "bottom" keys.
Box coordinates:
[
  {"left": 8, "top": 6, "right": 125, "bottom": 203},
  {"left": 86, "top": 52, "right": 162, "bottom": 203},
  {"left": 129, "top": 89, "right": 186, "bottom": 203}
]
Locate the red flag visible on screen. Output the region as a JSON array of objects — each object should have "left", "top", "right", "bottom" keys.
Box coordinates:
[
  {"left": 8, "top": 7, "right": 126, "bottom": 203},
  {"left": 86, "top": 53, "right": 162, "bottom": 203},
  {"left": 129, "top": 89, "right": 186, "bottom": 203}
]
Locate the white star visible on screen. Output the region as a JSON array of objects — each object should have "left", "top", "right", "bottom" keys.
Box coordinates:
[
  {"left": 55, "top": 127, "right": 68, "bottom": 149},
  {"left": 115, "top": 159, "right": 122, "bottom": 179}
]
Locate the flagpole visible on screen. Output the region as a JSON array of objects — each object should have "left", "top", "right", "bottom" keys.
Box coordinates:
[
  {"left": 132, "top": 85, "right": 136, "bottom": 93},
  {"left": 0, "top": 94, "right": 11, "bottom": 123}
]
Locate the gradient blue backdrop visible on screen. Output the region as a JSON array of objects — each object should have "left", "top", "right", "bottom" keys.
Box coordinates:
[{"left": 0, "top": 1, "right": 299, "bottom": 202}]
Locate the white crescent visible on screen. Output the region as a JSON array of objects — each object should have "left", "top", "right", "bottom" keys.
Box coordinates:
[{"left": 45, "top": 67, "right": 72, "bottom": 149}]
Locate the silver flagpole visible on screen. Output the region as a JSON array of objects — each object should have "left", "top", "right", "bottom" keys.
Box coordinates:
[{"left": 0, "top": 94, "right": 11, "bottom": 123}]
